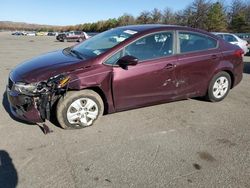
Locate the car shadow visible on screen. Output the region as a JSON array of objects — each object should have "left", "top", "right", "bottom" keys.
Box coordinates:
[
  {"left": 243, "top": 61, "right": 250, "bottom": 74},
  {"left": 0, "top": 150, "right": 18, "bottom": 188},
  {"left": 48, "top": 99, "right": 63, "bottom": 129},
  {"left": 2, "top": 91, "right": 34, "bottom": 125}
]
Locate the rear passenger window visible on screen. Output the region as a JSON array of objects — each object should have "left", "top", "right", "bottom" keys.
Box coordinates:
[
  {"left": 179, "top": 32, "right": 217, "bottom": 53},
  {"left": 224, "top": 34, "right": 237, "bottom": 42}
]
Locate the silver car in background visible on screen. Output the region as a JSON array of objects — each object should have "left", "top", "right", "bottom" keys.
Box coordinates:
[{"left": 212, "top": 32, "right": 249, "bottom": 55}]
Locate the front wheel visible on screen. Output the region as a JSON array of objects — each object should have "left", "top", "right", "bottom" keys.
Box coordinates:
[
  {"left": 78, "top": 38, "right": 83, "bottom": 42},
  {"left": 57, "top": 90, "right": 104, "bottom": 129},
  {"left": 206, "top": 71, "right": 231, "bottom": 102}
]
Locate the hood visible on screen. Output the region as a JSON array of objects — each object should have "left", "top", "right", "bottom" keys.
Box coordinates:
[{"left": 10, "top": 50, "right": 89, "bottom": 83}]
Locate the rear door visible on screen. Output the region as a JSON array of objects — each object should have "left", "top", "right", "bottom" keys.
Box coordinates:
[
  {"left": 175, "top": 31, "right": 221, "bottom": 97},
  {"left": 105, "top": 31, "right": 178, "bottom": 111}
]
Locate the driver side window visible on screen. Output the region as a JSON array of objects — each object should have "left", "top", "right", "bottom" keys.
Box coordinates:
[
  {"left": 104, "top": 32, "right": 173, "bottom": 65},
  {"left": 124, "top": 32, "right": 173, "bottom": 61}
]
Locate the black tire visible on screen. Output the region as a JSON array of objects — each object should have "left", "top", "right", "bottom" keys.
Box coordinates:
[
  {"left": 59, "top": 37, "right": 64, "bottom": 42},
  {"left": 57, "top": 90, "right": 104, "bottom": 129},
  {"left": 206, "top": 71, "right": 231, "bottom": 102},
  {"left": 78, "top": 38, "right": 83, "bottom": 42}
]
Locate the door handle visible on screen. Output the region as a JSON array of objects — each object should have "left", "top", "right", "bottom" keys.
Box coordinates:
[
  {"left": 211, "top": 55, "right": 218, "bottom": 60},
  {"left": 164, "top": 63, "right": 176, "bottom": 69}
]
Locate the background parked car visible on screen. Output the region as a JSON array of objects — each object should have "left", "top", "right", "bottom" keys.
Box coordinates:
[
  {"left": 36, "top": 31, "right": 48, "bottom": 36},
  {"left": 56, "top": 32, "right": 68, "bottom": 42},
  {"left": 213, "top": 32, "right": 249, "bottom": 55},
  {"left": 47, "top": 32, "right": 58, "bottom": 36},
  {"left": 11, "top": 31, "right": 24, "bottom": 36},
  {"left": 65, "top": 31, "right": 90, "bottom": 42},
  {"left": 26, "top": 32, "right": 36, "bottom": 36},
  {"left": 235, "top": 33, "right": 250, "bottom": 44}
]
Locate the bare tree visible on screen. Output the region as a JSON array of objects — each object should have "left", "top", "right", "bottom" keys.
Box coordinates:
[
  {"left": 151, "top": 8, "right": 162, "bottom": 23},
  {"left": 184, "top": 0, "right": 211, "bottom": 29},
  {"left": 162, "top": 7, "right": 176, "bottom": 24},
  {"left": 174, "top": 10, "right": 188, "bottom": 26},
  {"left": 136, "top": 11, "right": 152, "bottom": 24},
  {"left": 230, "top": 0, "right": 246, "bottom": 16},
  {"left": 118, "top": 14, "right": 135, "bottom": 26}
]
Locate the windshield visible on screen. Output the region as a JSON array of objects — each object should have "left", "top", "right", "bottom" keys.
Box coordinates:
[{"left": 72, "top": 28, "right": 138, "bottom": 58}]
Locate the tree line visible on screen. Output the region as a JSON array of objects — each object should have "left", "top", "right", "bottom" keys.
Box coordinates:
[
  {"left": 66, "top": 0, "right": 250, "bottom": 33},
  {"left": 1, "top": 0, "right": 250, "bottom": 33}
]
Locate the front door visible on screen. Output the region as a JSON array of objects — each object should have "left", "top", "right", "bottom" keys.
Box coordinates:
[{"left": 110, "top": 31, "right": 178, "bottom": 111}]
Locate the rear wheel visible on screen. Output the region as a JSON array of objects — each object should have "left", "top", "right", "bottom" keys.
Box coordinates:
[
  {"left": 57, "top": 90, "right": 104, "bottom": 129},
  {"left": 206, "top": 71, "right": 231, "bottom": 102},
  {"left": 78, "top": 38, "right": 83, "bottom": 42}
]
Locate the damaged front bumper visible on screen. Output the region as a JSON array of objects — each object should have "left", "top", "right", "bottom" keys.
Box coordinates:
[
  {"left": 7, "top": 74, "right": 70, "bottom": 123},
  {"left": 7, "top": 88, "right": 44, "bottom": 123}
]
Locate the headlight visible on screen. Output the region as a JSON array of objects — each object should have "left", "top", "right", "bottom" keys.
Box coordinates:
[
  {"left": 13, "top": 74, "right": 70, "bottom": 95},
  {"left": 47, "top": 74, "right": 70, "bottom": 88},
  {"left": 14, "top": 82, "right": 39, "bottom": 94}
]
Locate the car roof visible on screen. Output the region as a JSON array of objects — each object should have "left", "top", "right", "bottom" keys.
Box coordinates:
[
  {"left": 117, "top": 24, "right": 190, "bottom": 32},
  {"left": 116, "top": 24, "right": 217, "bottom": 39}
]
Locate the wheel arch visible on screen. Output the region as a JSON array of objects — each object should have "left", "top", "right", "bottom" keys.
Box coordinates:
[
  {"left": 223, "top": 70, "right": 234, "bottom": 89},
  {"left": 204, "top": 68, "right": 234, "bottom": 99},
  {"left": 84, "top": 86, "right": 109, "bottom": 115},
  {"left": 65, "top": 86, "right": 109, "bottom": 115},
  {"left": 211, "top": 66, "right": 235, "bottom": 89}
]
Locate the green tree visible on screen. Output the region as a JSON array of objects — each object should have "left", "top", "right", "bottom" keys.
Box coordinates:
[
  {"left": 231, "top": 13, "right": 247, "bottom": 32},
  {"left": 229, "top": 0, "right": 248, "bottom": 32},
  {"left": 206, "top": 2, "right": 227, "bottom": 31},
  {"left": 103, "top": 18, "right": 118, "bottom": 30}
]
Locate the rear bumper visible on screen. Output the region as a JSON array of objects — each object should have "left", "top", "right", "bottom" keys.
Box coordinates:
[
  {"left": 233, "top": 59, "right": 244, "bottom": 88},
  {"left": 7, "top": 87, "right": 43, "bottom": 123},
  {"left": 243, "top": 46, "right": 249, "bottom": 54}
]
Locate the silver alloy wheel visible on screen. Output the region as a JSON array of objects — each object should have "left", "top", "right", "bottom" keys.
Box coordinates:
[
  {"left": 66, "top": 98, "right": 99, "bottom": 127},
  {"left": 212, "top": 76, "right": 229, "bottom": 99}
]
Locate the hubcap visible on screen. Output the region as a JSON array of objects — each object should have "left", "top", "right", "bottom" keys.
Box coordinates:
[
  {"left": 67, "top": 98, "right": 98, "bottom": 127},
  {"left": 212, "top": 76, "right": 229, "bottom": 99}
]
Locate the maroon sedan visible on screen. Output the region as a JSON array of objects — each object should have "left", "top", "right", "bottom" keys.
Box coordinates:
[{"left": 7, "top": 25, "right": 243, "bottom": 129}]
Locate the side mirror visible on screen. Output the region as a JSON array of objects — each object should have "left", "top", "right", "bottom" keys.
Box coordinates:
[{"left": 117, "top": 55, "right": 138, "bottom": 69}]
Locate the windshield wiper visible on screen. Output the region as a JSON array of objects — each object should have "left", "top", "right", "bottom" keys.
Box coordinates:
[{"left": 70, "top": 49, "right": 84, "bottom": 60}]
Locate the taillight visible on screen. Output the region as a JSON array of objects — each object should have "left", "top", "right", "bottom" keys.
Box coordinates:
[{"left": 234, "top": 49, "right": 244, "bottom": 58}]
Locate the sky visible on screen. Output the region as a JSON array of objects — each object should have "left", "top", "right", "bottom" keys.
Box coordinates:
[{"left": 0, "top": 0, "right": 198, "bottom": 25}]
